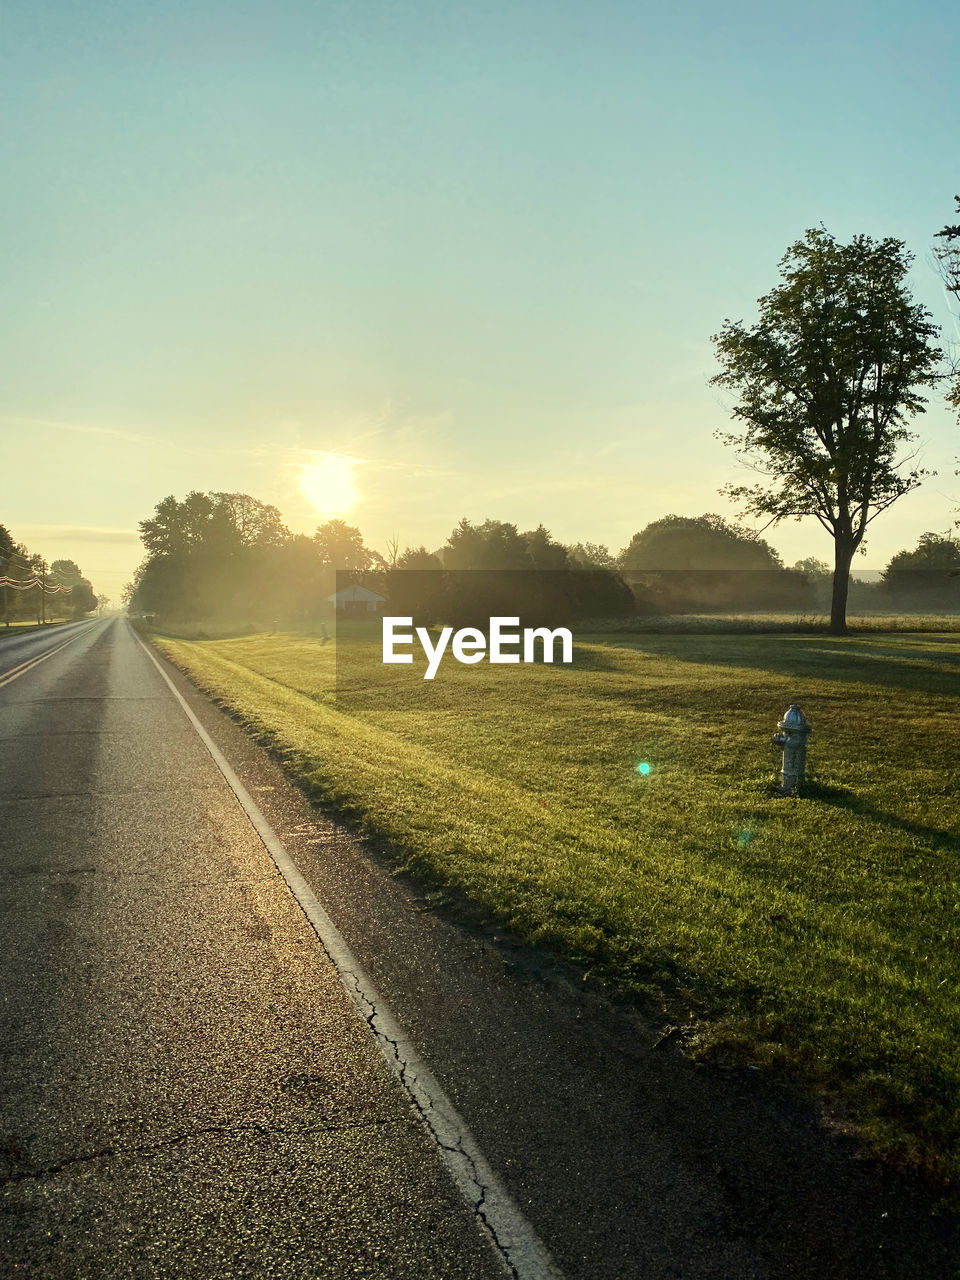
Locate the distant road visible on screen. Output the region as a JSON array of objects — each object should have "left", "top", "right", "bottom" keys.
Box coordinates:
[
  {"left": 0, "top": 618, "right": 100, "bottom": 683},
  {"left": 0, "top": 618, "right": 507, "bottom": 1277}
]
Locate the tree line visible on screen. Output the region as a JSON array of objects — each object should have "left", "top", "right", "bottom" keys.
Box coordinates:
[
  {"left": 0, "top": 523, "right": 99, "bottom": 626},
  {"left": 124, "top": 494, "right": 959, "bottom": 629}
]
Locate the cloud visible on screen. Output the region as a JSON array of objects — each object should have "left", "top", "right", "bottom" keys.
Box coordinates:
[
  {"left": 18, "top": 525, "right": 140, "bottom": 544},
  {"left": 0, "top": 414, "right": 150, "bottom": 444}
]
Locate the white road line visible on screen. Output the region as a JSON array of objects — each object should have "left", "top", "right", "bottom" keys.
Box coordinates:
[
  {"left": 132, "top": 624, "right": 565, "bottom": 1280},
  {"left": 0, "top": 621, "right": 99, "bottom": 689}
]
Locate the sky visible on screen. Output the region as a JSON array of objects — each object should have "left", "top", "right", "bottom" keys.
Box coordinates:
[{"left": 1, "top": 0, "right": 958, "bottom": 603}]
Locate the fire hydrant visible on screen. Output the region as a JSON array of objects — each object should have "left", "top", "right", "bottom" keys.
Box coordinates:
[{"left": 772, "top": 703, "right": 811, "bottom": 794}]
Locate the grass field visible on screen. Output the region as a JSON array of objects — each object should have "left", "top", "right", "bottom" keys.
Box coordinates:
[
  {"left": 152, "top": 625, "right": 960, "bottom": 1184},
  {"left": 0, "top": 617, "right": 74, "bottom": 635}
]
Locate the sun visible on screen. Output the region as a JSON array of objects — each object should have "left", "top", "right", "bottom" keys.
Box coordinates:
[{"left": 299, "top": 454, "right": 359, "bottom": 515}]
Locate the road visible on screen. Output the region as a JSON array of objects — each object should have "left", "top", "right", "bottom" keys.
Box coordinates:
[
  {"left": 0, "top": 619, "right": 510, "bottom": 1277},
  {"left": 1, "top": 619, "right": 958, "bottom": 1278}
]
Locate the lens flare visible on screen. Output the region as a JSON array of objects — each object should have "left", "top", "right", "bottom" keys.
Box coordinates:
[{"left": 636, "top": 761, "right": 651, "bottom": 775}]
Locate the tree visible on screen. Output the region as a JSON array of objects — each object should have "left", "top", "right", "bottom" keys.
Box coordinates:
[
  {"left": 791, "top": 556, "right": 831, "bottom": 579},
  {"left": 934, "top": 197, "right": 960, "bottom": 446},
  {"left": 385, "top": 546, "right": 445, "bottom": 621},
  {"left": 50, "top": 559, "right": 96, "bottom": 617},
  {"left": 313, "top": 519, "right": 374, "bottom": 571},
  {"left": 522, "top": 525, "right": 571, "bottom": 570},
  {"left": 0, "top": 524, "right": 15, "bottom": 626},
  {"left": 934, "top": 196, "right": 960, "bottom": 307},
  {"left": 712, "top": 228, "right": 943, "bottom": 633},
  {"left": 396, "top": 545, "right": 443, "bottom": 570},
  {"left": 566, "top": 542, "right": 616, "bottom": 570},
  {"left": 210, "top": 493, "right": 290, "bottom": 548},
  {"left": 138, "top": 492, "right": 237, "bottom": 557},
  {"left": 881, "top": 532, "right": 960, "bottom": 607},
  {"left": 138, "top": 491, "right": 287, "bottom": 556},
  {"left": 1, "top": 542, "right": 34, "bottom": 624},
  {"left": 617, "top": 514, "right": 794, "bottom": 613},
  {"left": 619, "top": 514, "right": 782, "bottom": 570},
  {"left": 442, "top": 519, "right": 532, "bottom": 570}
]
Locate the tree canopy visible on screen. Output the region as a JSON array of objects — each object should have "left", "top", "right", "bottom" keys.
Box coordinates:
[
  {"left": 881, "top": 533, "right": 960, "bottom": 609},
  {"left": 619, "top": 514, "right": 782, "bottom": 571},
  {"left": 139, "top": 491, "right": 289, "bottom": 557},
  {"left": 712, "top": 227, "right": 943, "bottom": 633},
  {"left": 442, "top": 519, "right": 536, "bottom": 570},
  {"left": 313, "top": 519, "right": 378, "bottom": 570},
  {"left": 565, "top": 542, "right": 616, "bottom": 570}
]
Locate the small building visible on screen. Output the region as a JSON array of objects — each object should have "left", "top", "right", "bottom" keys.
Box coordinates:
[{"left": 326, "top": 584, "right": 386, "bottom": 618}]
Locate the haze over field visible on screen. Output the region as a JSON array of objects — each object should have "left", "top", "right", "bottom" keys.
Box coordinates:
[{"left": 2, "top": 0, "right": 958, "bottom": 602}]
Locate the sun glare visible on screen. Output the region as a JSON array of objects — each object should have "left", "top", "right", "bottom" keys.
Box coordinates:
[{"left": 299, "top": 454, "right": 359, "bottom": 515}]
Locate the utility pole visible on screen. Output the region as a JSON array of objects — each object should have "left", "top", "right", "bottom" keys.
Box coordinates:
[{"left": 40, "top": 559, "right": 47, "bottom": 625}]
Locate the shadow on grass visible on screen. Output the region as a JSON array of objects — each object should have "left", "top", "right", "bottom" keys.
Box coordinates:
[
  {"left": 599, "top": 632, "right": 960, "bottom": 697},
  {"left": 802, "top": 779, "right": 960, "bottom": 855}
]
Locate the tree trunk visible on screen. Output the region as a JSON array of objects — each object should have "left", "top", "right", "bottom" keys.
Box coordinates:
[{"left": 830, "top": 539, "right": 855, "bottom": 634}]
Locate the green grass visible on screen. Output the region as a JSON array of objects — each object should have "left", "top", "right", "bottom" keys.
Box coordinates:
[
  {"left": 593, "top": 611, "right": 960, "bottom": 633},
  {"left": 152, "top": 626, "right": 960, "bottom": 1184},
  {"left": 0, "top": 617, "right": 77, "bottom": 637}
]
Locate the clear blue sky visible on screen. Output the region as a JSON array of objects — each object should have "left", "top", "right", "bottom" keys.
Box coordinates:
[{"left": 1, "top": 0, "right": 958, "bottom": 599}]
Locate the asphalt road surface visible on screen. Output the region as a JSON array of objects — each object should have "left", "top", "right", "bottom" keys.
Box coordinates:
[
  {"left": 0, "top": 620, "right": 509, "bottom": 1278},
  {"left": 2, "top": 619, "right": 958, "bottom": 1278}
]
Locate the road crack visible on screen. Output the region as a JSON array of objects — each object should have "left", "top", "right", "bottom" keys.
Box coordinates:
[
  {"left": 0, "top": 1116, "right": 394, "bottom": 1187},
  {"left": 336, "top": 964, "right": 536, "bottom": 1279}
]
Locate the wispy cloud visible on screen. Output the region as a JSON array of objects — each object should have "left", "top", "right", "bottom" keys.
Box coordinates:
[
  {"left": 0, "top": 414, "right": 151, "bottom": 444},
  {"left": 0, "top": 405, "right": 457, "bottom": 477},
  {"left": 18, "top": 524, "right": 140, "bottom": 543}
]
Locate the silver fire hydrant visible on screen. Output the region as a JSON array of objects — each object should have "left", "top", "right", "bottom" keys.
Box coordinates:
[{"left": 772, "top": 703, "right": 811, "bottom": 794}]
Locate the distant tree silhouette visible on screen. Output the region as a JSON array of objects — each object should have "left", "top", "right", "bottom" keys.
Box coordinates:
[
  {"left": 620, "top": 514, "right": 782, "bottom": 571},
  {"left": 522, "top": 525, "right": 571, "bottom": 570},
  {"left": 442, "top": 519, "right": 532, "bottom": 570},
  {"left": 435, "top": 518, "right": 632, "bottom": 626},
  {"left": 791, "top": 556, "right": 832, "bottom": 580},
  {"left": 396, "top": 545, "right": 443, "bottom": 570},
  {"left": 51, "top": 559, "right": 97, "bottom": 617},
  {"left": 565, "top": 542, "right": 616, "bottom": 569},
  {"left": 881, "top": 533, "right": 960, "bottom": 608},
  {"left": 139, "top": 492, "right": 240, "bottom": 558},
  {"left": 313, "top": 519, "right": 375, "bottom": 571},
  {"left": 211, "top": 493, "right": 290, "bottom": 547}
]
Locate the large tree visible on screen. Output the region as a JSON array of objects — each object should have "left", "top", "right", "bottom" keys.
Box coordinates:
[{"left": 712, "top": 228, "right": 943, "bottom": 633}]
